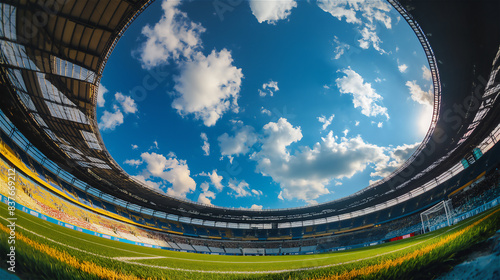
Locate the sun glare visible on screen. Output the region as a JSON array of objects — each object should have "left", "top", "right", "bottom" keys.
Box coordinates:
[{"left": 418, "top": 106, "right": 434, "bottom": 136}]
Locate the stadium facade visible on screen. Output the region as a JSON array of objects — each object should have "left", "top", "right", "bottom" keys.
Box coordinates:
[{"left": 0, "top": 0, "right": 499, "bottom": 255}]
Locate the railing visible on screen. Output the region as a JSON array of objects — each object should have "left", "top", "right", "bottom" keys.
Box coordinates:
[
  {"left": 1, "top": 0, "right": 499, "bottom": 228},
  {"left": 2, "top": 105, "right": 500, "bottom": 229}
]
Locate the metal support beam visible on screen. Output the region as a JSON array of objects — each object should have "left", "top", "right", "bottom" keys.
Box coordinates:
[
  {"left": 4, "top": 0, "right": 115, "bottom": 33},
  {"left": 0, "top": 36, "right": 99, "bottom": 72}
]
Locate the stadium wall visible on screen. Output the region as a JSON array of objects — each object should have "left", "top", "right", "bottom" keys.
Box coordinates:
[
  {"left": 2, "top": 115, "right": 498, "bottom": 239},
  {"left": 2, "top": 118, "right": 500, "bottom": 243},
  {"left": 3, "top": 190, "right": 499, "bottom": 256},
  {"left": 2, "top": 104, "right": 500, "bottom": 248},
  {"left": 0, "top": 192, "right": 384, "bottom": 255}
]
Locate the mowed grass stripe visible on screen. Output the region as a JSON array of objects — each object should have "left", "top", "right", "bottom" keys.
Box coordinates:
[
  {"left": 2, "top": 207, "right": 499, "bottom": 278},
  {"left": 309, "top": 207, "right": 500, "bottom": 280},
  {"left": 1, "top": 201, "right": 498, "bottom": 275},
  {"left": 6, "top": 206, "right": 170, "bottom": 257},
  {"left": 0, "top": 223, "right": 443, "bottom": 275},
  {"left": 1, "top": 202, "right": 499, "bottom": 279},
  {"left": 129, "top": 223, "right": 470, "bottom": 272},
  {"left": 0, "top": 223, "right": 146, "bottom": 280},
  {"left": 1, "top": 203, "right": 440, "bottom": 269},
  {"left": 13, "top": 214, "right": 155, "bottom": 258},
  {"left": 17, "top": 215, "right": 158, "bottom": 257}
]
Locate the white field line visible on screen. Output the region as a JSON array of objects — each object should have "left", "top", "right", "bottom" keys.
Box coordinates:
[
  {"left": 1, "top": 215, "right": 107, "bottom": 259},
  {"left": 16, "top": 212, "right": 365, "bottom": 264},
  {"left": 21, "top": 216, "right": 53, "bottom": 229},
  {"left": 8, "top": 211, "right": 376, "bottom": 264},
  {"left": 0, "top": 208, "right": 493, "bottom": 274},
  {"left": 114, "top": 256, "right": 167, "bottom": 261},
  {"left": 8, "top": 213, "right": 426, "bottom": 265},
  {"left": 16, "top": 215, "right": 157, "bottom": 257},
  {"left": 0, "top": 215, "right": 445, "bottom": 274}
]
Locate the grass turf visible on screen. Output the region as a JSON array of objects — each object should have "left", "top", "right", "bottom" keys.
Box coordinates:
[{"left": 0, "top": 202, "right": 499, "bottom": 280}]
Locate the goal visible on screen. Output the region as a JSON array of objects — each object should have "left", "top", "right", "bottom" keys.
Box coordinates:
[
  {"left": 242, "top": 248, "right": 266, "bottom": 256},
  {"left": 420, "top": 200, "right": 454, "bottom": 233}
]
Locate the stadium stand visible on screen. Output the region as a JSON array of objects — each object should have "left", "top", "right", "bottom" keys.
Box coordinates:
[
  {"left": 0, "top": 0, "right": 499, "bottom": 259},
  {"left": 2, "top": 144, "right": 500, "bottom": 255}
]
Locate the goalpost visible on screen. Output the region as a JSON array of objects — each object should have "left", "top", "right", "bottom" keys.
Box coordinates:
[
  {"left": 420, "top": 199, "right": 454, "bottom": 233},
  {"left": 242, "top": 248, "right": 265, "bottom": 256}
]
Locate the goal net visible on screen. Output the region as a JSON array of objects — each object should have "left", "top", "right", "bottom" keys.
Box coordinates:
[
  {"left": 420, "top": 200, "right": 454, "bottom": 233},
  {"left": 242, "top": 248, "right": 265, "bottom": 256}
]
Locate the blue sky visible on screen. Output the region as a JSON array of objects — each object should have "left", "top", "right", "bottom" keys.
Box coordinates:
[{"left": 97, "top": 0, "right": 435, "bottom": 209}]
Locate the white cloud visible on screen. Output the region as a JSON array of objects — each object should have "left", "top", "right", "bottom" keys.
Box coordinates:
[
  {"left": 218, "top": 125, "right": 258, "bottom": 161},
  {"left": 252, "top": 118, "right": 389, "bottom": 203},
  {"left": 318, "top": 114, "right": 335, "bottom": 131},
  {"left": 229, "top": 119, "right": 244, "bottom": 126},
  {"left": 200, "top": 181, "right": 210, "bottom": 192},
  {"left": 115, "top": 92, "right": 138, "bottom": 114},
  {"left": 197, "top": 182, "right": 216, "bottom": 205},
  {"left": 333, "top": 36, "right": 350, "bottom": 60},
  {"left": 227, "top": 179, "right": 252, "bottom": 198},
  {"left": 317, "top": 0, "right": 362, "bottom": 24},
  {"left": 149, "top": 140, "right": 159, "bottom": 150},
  {"left": 258, "top": 80, "right": 279, "bottom": 97},
  {"left": 200, "top": 132, "right": 210, "bottom": 156},
  {"left": 197, "top": 191, "right": 216, "bottom": 205},
  {"left": 336, "top": 68, "right": 389, "bottom": 119},
  {"left": 358, "top": 26, "right": 385, "bottom": 54},
  {"left": 249, "top": 0, "right": 297, "bottom": 24},
  {"left": 257, "top": 118, "right": 303, "bottom": 160},
  {"left": 250, "top": 204, "right": 263, "bottom": 210},
  {"left": 97, "top": 84, "right": 108, "bottom": 107},
  {"left": 377, "top": 122, "right": 383, "bottom": 128},
  {"left": 251, "top": 189, "right": 263, "bottom": 196},
  {"left": 307, "top": 200, "right": 319, "bottom": 205},
  {"left": 124, "top": 159, "right": 143, "bottom": 167},
  {"left": 343, "top": 129, "right": 349, "bottom": 136},
  {"left": 391, "top": 142, "right": 420, "bottom": 163},
  {"left": 197, "top": 192, "right": 214, "bottom": 205},
  {"left": 138, "top": 0, "right": 205, "bottom": 68},
  {"left": 318, "top": 0, "right": 392, "bottom": 53},
  {"left": 261, "top": 107, "right": 272, "bottom": 116},
  {"left": 140, "top": 152, "right": 196, "bottom": 199},
  {"left": 398, "top": 61, "right": 408, "bottom": 73},
  {"left": 98, "top": 93, "right": 136, "bottom": 131},
  {"left": 317, "top": 0, "right": 392, "bottom": 28},
  {"left": 395, "top": 46, "right": 399, "bottom": 52},
  {"left": 405, "top": 80, "right": 433, "bottom": 108},
  {"left": 199, "top": 170, "right": 224, "bottom": 191},
  {"left": 99, "top": 106, "right": 124, "bottom": 131},
  {"left": 371, "top": 142, "right": 420, "bottom": 178},
  {"left": 131, "top": 144, "right": 139, "bottom": 150},
  {"left": 132, "top": 174, "right": 163, "bottom": 193},
  {"left": 199, "top": 170, "right": 259, "bottom": 201},
  {"left": 369, "top": 179, "right": 380, "bottom": 185},
  {"left": 422, "top": 65, "right": 432, "bottom": 81},
  {"left": 171, "top": 49, "right": 243, "bottom": 127},
  {"left": 355, "top": 121, "right": 360, "bottom": 126},
  {"left": 278, "top": 191, "right": 284, "bottom": 200}
]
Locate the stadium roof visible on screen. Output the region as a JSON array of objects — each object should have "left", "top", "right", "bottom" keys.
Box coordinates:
[{"left": 1, "top": 0, "right": 499, "bottom": 223}]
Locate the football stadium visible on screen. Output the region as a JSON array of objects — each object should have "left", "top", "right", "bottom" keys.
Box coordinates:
[{"left": 1, "top": 0, "right": 500, "bottom": 279}]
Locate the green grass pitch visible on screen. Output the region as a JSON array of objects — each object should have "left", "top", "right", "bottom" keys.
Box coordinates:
[{"left": 1, "top": 203, "right": 499, "bottom": 280}]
